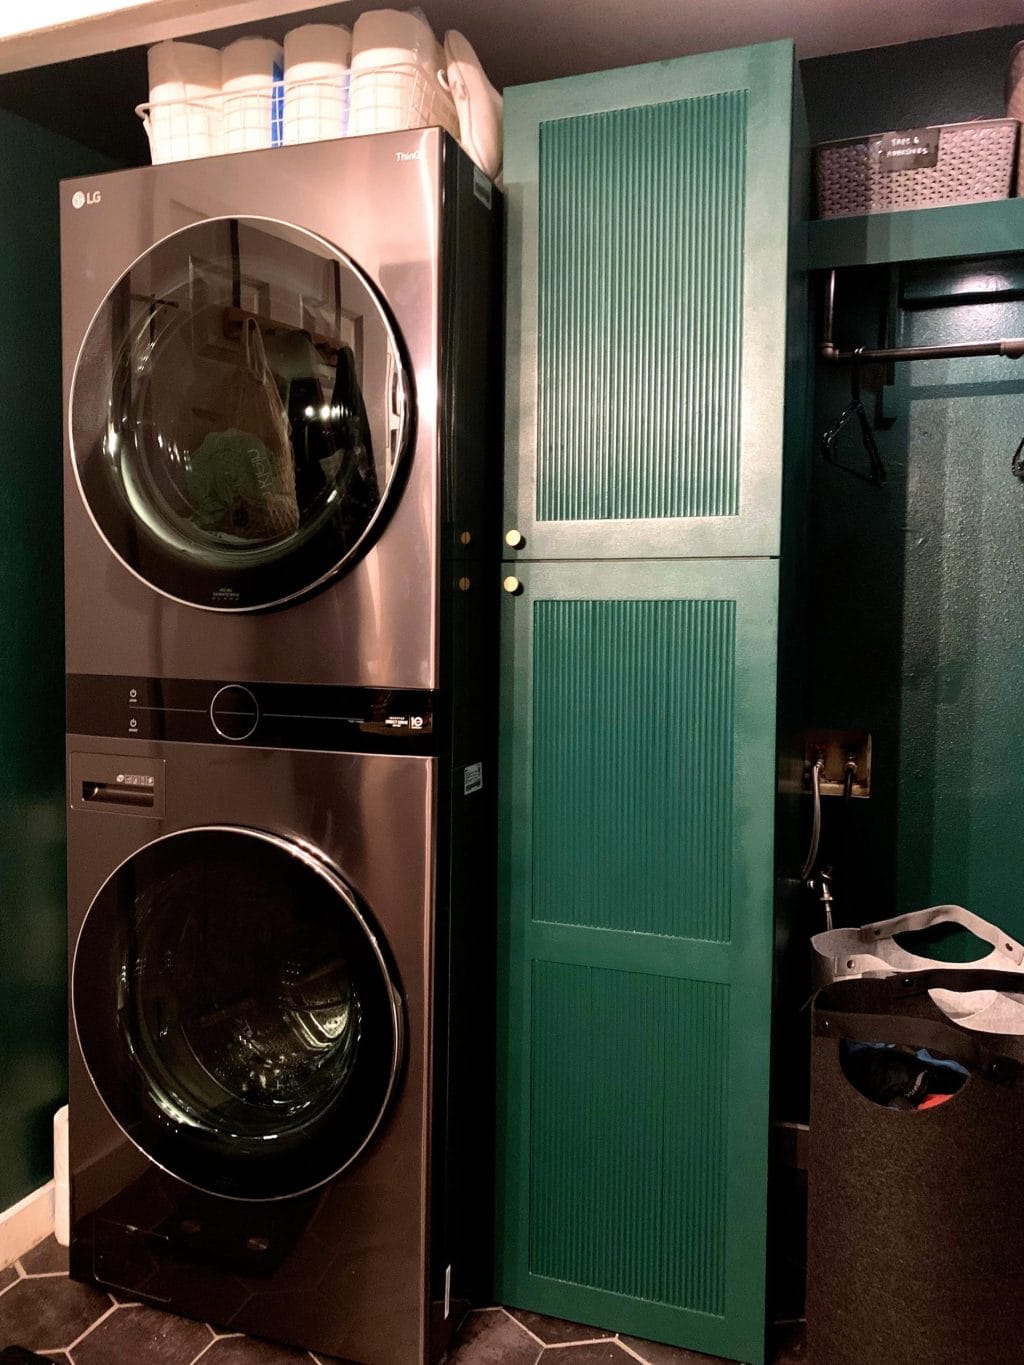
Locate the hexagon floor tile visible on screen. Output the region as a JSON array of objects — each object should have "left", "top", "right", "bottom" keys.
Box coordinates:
[
  {"left": 0, "top": 1238, "right": 806, "bottom": 1364},
  {"left": 507, "top": 1310, "right": 614, "bottom": 1346},
  {"left": 0, "top": 1274, "right": 110, "bottom": 1353},
  {"left": 69, "top": 1304, "right": 214, "bottom": 1364}
]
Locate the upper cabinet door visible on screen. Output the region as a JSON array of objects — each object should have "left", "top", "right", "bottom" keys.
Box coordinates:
[{"left": 504, "top": 42, "right": 797, "bottom": 560}]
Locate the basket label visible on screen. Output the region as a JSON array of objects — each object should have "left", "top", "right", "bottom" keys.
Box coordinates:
[
  {"left": 463, "top": 762, "right": 483, "bottom": 795},
  {"left": 876, "top": 127, "right": 940, "bottom": 172}
]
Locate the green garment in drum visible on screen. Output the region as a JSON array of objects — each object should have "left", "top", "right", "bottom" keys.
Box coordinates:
[{"left": 186, "top": 428, "right": 299, "bottom": 541}]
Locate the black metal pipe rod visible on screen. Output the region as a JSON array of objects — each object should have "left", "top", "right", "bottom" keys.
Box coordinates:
[
  {"left": 820, "top": 268, "right": 1024, "bottom": 363},
  {"left": 821, "top": 338, "right": 1024, "bottom": 363}
]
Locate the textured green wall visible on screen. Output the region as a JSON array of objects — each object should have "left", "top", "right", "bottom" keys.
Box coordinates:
[
  {"left": 895, "top": 293, "right": 1024, "bottom": 925},
  {"left": 0, "top": 107, "right": 117, "bottom": 1209},
  {"left": 799, "top": 26, "right": 1024, "bottom": 947},
  {"left": 807, "top": 269, "right": 1024, "bottom": 943}
]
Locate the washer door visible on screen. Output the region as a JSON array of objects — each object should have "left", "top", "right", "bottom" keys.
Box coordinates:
[
  {"left": 72, "top": 827, "right": 404, "bottom": 1201},
  {"left": 70, "top": 216, "right": 413, "bottom": 611}
]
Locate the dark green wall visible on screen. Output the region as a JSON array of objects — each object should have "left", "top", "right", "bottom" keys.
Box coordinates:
[
  {"left": 801, "top": 24, "right": 1024, "bottom": 143},
  {"left": 799, "top": 28, "right": 1024, "bottom": 942},
  {"left": 893, "top": 289, "right": 1024, "bottom": 922},
  {"left": 0, "top": 107, "right": 117, "bottom": 1209},
  {"left": 807, "top": 272, "right": 1024, "bottom": 939}
]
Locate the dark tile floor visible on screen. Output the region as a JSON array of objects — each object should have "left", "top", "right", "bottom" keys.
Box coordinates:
[{"left": 0, "top": 1237, "right": 805, "bottom": 1365}]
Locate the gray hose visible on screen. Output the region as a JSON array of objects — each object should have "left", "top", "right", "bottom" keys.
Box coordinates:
[{"left": 800, "top": 757, "right": 825, "bottom": 884}]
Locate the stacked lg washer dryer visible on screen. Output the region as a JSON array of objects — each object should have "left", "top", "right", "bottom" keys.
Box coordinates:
[{"left": 61, "top": 129, "right": 500, "bottom": 1363}]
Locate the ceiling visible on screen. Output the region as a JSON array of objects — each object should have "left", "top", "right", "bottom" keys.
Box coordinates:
[
  {"left": 2, "top": 0, "right": 1024, "bottom": 79},
  {"left": 370, "top": 0, "right": 1024, "bottom": 80},
  {"left": 0, "top": 0, "right": 1022, "bottom": 163}
]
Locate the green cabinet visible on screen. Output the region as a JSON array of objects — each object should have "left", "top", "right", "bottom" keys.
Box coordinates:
[
  {"left": 497, "top": 562, "right": 779, "bottom": 1361},
  {"left": 498, "top": 41, "right": 803, "bottom": 1365},
  {"left": 503, "top": 41, "right": 797, "bottom": 561}
]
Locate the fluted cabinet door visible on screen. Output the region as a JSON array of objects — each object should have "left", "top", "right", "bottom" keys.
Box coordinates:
[
  {"left": 503, "top": 41, "right": 796, "bottom": 561},
  {"left": 497, "top": 559, "right": 778, "bottom": 1364}
]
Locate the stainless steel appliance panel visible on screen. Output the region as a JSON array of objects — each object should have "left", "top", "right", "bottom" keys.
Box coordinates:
[
  {"left": 62, "top": 131, "right": 447, "bottom": 688},
  {"left": 66, "top": 736, "right": 436, "bottom": 1364}
]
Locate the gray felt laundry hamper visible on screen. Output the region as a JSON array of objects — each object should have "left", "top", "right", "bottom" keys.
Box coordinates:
[{"left": 808, "top": 969, "right": 1024, "bottom": 1365}]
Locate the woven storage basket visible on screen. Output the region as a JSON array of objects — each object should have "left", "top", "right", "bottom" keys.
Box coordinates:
[{"left": 815, "top": 118, "right": 1018, "bottom": 219}]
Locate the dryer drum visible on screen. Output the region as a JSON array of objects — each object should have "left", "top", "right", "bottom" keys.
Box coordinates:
[
  {"left": 69, "top": 215, "right": 414, "bottom": 612},
  {"left": 72, "top": 826, "right": 405, "bottom": 1201}
]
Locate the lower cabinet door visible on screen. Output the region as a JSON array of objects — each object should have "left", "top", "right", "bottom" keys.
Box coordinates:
[{"left": 497, "top": 558, "right": 778, "bottom": 1365}]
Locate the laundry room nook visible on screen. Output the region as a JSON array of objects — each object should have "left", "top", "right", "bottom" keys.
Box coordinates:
[{"left": 4, "top": 3, "right": 1024, "bottom": 1364}]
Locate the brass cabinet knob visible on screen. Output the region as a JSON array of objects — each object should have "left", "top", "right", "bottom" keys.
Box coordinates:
[
  {"left": 503, "top": 576, "right": 523, "bottom": 595},
  {"left": 505, "top": 529, "right": 526, "bottom": 549}
]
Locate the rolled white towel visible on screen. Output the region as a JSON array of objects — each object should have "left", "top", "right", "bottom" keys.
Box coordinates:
[
  {"left": 148, "top": 39, "right": 221, "bottom": 104},
  {"left": 348, "top": 8, "right": 456, "bottom": 137},
  {"left": 222, "top": 36, "right": 285, "bottom": 152},
  {"left": 284, "top": 23, "right": 352, "bottom": 144},
  {"left": 350, "top": 8, "right": 438, "bottom": 71},
  {"left": 142, "top": 40, "right": 222, "bottom": 163}
]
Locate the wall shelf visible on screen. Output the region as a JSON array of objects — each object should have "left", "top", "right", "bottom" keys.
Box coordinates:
[{"left": 807, "top": 196, "right": 1024, "bottom": 270}]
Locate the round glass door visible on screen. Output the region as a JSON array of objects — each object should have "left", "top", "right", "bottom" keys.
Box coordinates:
[
  {"left": 70, "top": 217, "right": 413, "bottom": 611},
  {"left": 72, "top": 827, "right": 404, "bottom": 1200}
]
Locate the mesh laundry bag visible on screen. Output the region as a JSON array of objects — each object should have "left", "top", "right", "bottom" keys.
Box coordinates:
[
  {"left": 808, "top": 967, "right": 1024, "bottom": 1365},
  {"left": 186, "top": 316, "right": 299, "bottom": 542}
]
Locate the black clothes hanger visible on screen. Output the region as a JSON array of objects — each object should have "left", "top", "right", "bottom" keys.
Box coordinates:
[{"left": 820, "top": 354, "right": 887, "bottom": 487}]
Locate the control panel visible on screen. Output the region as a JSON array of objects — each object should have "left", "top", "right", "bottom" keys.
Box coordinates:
[{"left": 67, "top": 675, "right": 438, "bottom": 754}]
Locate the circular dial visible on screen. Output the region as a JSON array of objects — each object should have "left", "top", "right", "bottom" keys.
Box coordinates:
[{"left": 210, "top": 684, "right": 260, "bottom": 741}]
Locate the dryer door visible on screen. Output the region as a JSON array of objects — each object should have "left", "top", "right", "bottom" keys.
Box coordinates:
[
  {"left": 70, "top": 217, "right": 413, "bottom": 611},
  {"left": 72, "top": 827, "right": 404, "bottom": 1200}
]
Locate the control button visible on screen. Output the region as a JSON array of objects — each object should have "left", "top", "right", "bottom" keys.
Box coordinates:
[
  {"left": 505, "top": 529, "right": 525, "bottom": 549},
  {"left": 503, "top": 576, "right": 523, "bottom": 595},
  {"left": 210, "top": 685, "right": 260, "bottom": 741}
]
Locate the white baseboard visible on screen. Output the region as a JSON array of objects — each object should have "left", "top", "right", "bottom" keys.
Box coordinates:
[{"left": 0, "top": 1181, "right": 55, "bottom": 1269}]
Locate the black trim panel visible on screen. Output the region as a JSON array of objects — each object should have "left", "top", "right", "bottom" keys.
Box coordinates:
[{"left": 67, "top": 673, "right": 440, "bottom": 754}]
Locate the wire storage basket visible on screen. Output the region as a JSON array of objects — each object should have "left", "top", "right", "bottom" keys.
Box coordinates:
[
  {"left": 222, "top": 80, "right": 284, "bottom": 153},
  {"left": 814, "top": 118, "right": 1019, "bottom": 219},
  {"left": 348, "top": 61, "right": 458, "bottom": 138},
  {"left": 138, "top": 65, "right": 458, "bottom": 161},
  {"left": 283, "top": 74, "right": 350, "bottom": 144},
  {"left": 136, "top": 89, "right": 226, "bottom": 163},
  {"left": 137, "top": 82, "right": 285, "bottom": 162}
]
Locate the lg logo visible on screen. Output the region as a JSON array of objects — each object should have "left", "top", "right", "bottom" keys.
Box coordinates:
[{"left": 71, "top": 190, "right": 101, "bottom": 209}]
